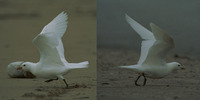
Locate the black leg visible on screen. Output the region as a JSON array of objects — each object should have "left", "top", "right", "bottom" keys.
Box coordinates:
[
  {"left": 63, "top": 79, "right": 68, "bottom": 88},
  {"left": 142, "top": 73, "right": 147, "bottom": 86},
  {"left": 135, "top": 75, "right": 141, "bottom": 86},
  {"left": 45, "top": 77, "right": 58, "bottom": 83}
]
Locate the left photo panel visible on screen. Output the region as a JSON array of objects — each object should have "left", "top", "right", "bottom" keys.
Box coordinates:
[{"left": 0, "top": 0, "right": 96, "bottom": 100}]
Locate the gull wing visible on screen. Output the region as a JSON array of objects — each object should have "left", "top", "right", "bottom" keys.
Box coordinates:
[
  {"left": 125, "top": 14, "right": 174, "bottom": 66},
  {"left": 33, "top": 12, "right": 68, "bottom": 67},
  {"left": 142, "top": 23, "right": 174, "bottom": 65},
  {"left": 125, "top": 14, "right": 155, "bottom": 64}
]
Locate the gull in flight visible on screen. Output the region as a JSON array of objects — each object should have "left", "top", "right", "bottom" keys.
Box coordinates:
[
  {"left": 16, "top": 12, "right": 89, "bottom": 88},
  {"left": 120, "top": 14, "right": 185, "bottom": 86}
]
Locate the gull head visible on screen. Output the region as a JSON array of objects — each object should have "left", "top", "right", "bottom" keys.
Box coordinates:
[
  {"left": 17, "top": 62, "right": 35, "bottom": 71},
  {"left": 167, "top": 62, "right": 185, "bottom": 71}
]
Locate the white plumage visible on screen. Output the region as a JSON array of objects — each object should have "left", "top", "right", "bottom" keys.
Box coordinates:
[
  {"left": 17, "top": 11, "right": 89, "bottom": 88},
  {"left": 120, "top": 14, "right": 184, "bottom": 86},
  {"left": 7, "top": 61, "right": 35, "bottom": 78}
]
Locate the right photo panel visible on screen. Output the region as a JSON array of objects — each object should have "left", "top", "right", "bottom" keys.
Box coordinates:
[{"left": 97, "top": 0, "right": 200, "bottom": 100}]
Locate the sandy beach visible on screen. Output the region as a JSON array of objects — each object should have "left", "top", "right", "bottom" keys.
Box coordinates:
[
  {"left": 0, "top": 0, "right": 96, "bottom": 100},
  {"left": 2, "top": 0, "right": 200, "bottom": 100},
  {"left": 97, "top": 48, "right": 200, "bottom": 100}
]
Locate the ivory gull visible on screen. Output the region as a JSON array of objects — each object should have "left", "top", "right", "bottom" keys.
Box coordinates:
[
  {"left": 16, "top": 12, "right": 89, "bottom": 88},
  {"left": 120, "top": 14, "right": 185, "bottom": 86}
]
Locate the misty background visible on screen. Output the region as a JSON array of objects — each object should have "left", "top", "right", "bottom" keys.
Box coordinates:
[{"left": 97, "top": 0, "right": 200, "bottom": 59}]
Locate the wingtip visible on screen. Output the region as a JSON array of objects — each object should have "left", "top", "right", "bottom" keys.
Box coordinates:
[
  {"left": 58, "top": 11, "right": 68, "bottom": 25},
  {"left": 150, "top": 22, "right": 155, "bottom": 27},
  {"left": 82, "top": 61, "right": 89, "bottom": 68},
  {"left": 118, "top": 66, "right": 123, "bottom": 68},
  {"left": 60, "top": 11, "right": 67, "bottom": 14},
  {"left": 85, "top": 61, "right": 89, "bottom": 65},
  {"left": 150, "top": 22, "right": 160, "bottom": 30},
  {"left": 125, "top": 14, "right": 138, "bottom": 25},
  {"left": 125, "top": 13, "right": 131, "bottom": 21},
  {"left": 119, "top": 65, "right": 128, "bottom": 68},
  {"left": 125, "top": 13, "right": 128, "bottom": 17},
  {"left": 60, "top": 11, "right": 68, "bottom": 17},
  {"left": 81, "top": 61, "right": 89, "bottom": 65},
  {"left": 118, "top": 65, "right": 132, "bottom": 69}
]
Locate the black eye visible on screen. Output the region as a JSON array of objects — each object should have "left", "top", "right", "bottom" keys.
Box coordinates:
[
  {"left": 23, "top": 64, "right": 26, "bottom": 66},
  {"left": 178, "top": 64, "right": 180, "bottom": 67}
]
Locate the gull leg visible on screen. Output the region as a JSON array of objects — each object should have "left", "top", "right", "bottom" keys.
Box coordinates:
[
  {"left": 135, "top": 75, "right": 141, "bottom": 86},
  {"left": 45, "top": 77, "right": 58, "bottom": 83},
  {"left": 63, "top": 79, "right": 69, "bottom": 88},
  {"left": 142, "top": 73, "right": 147, "bottom": 86},
  {"left": 57, "top": 75, "right": 68, "bottom": 88}
]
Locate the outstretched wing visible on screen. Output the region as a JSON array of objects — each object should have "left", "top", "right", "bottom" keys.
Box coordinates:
[
  {"left": 33, "top": 12, "right": 68, "bottom": 67},
  {"left": 125, "top": 14, "right": 155, "bottom": 65},
  {"left": 142, "top": 23, "right": 174, "bottom": 65},
  {"left": 125, "top": 14, "right": 174, "bottom": 66}
]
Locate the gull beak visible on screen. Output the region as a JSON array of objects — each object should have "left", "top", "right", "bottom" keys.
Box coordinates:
[
  {"left": 181, "top": 67, "right": 186, "bottom": 70},
  {"left": 16, "top": 66, "right": 23, "bottom": 70}
]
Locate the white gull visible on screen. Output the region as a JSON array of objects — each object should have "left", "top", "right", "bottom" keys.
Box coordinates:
[
  {"left": 119, "top": 14, "right": 185, "bottom": 86},
  {"left": 16, "top": 12, "right": 89, "bottom": 88}
]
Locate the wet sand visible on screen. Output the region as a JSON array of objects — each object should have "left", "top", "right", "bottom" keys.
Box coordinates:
[
  {"left": 97, "top": 48, "right": 200, "bottom": 100},
  {"left": 0, "top": 0, "right": 96, "bottom": 100}
]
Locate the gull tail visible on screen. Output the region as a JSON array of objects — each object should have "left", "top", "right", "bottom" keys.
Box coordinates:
[
  {"left": 68, "top": 61, "right": 89, "bottom": 69},
  {"left": 119, "top": 65, "right": 139, "bottom": 69}
]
